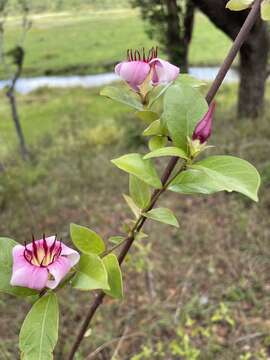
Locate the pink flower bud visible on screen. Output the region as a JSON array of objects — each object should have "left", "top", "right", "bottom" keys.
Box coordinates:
[
  {"left": 115, "top": 47, "right": 179, "bottom": 91},
  {"left": 192, "top": 102, "right": 215, "bottom": 144},
  {"left": 10, "top": 235, "right": 80, "bottom": 290}
]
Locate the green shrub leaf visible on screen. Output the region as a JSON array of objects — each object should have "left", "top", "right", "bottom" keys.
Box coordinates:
[
  {"left": 176, "top": 74, "right": 206, "bottom": 88},
  {"left": 144, "top": 146, "right": 188, "bottom": 160},
  {"left": 70, "top": 223, "right": 105, "bottom": 255},
  {"left": 143, "top": 207, "right": 179, "bottom": 227},
  {"left": 163, "top": 84, "right": 208, "bottom": 152},
  {"left": 261, "top": 0, "right": 270, "bottom": 20},
  {"left": 148, "top": 136, "right": 167, "bottom": 151},
  {"left": 226, "top": 0, "right": 253, "bottom": 11},
  {"left": 143, "top": 120, "right": 163, "bottom": 136},
  {"left": 103, "top": 254, "right": 123, "bottom": 299},
  {"left": 19, "top": 292, "right": 59, "bottom": 360},
  {"left": 72, "top": 254, "right": 109, "bottom": 291},
  {"left": 170, "top": 155, "right": 260, "bottom": 201},
  {"left": 137, "top": 110, "right": 159, "bottom": 124},
  {"left": 111, "top": 153, "right": 162, "bottom": 189},
  {"left": 100, "top": 86, "right": 143, "bottom": 110},
  {"left": 123, "top": 194, "right": 141, "bottom": 218},
  {"left": 0, "top": 237, "right": 37, "bottom": 297},
  {"left": 129, "top": 175, "right": 151, "bottom": 209}
]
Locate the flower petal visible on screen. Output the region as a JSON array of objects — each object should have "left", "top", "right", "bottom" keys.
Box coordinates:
[
  {"left": 115, "top": 61, "right": 150, "bottom": 90},
  {"left": 46, "top": 256, "right": 72, "bottom": 289},
  {"left": 45, "top": 236, "right": 80, "bottom": 267},
  {"left": 11, "top": 246, "right": 48, "bottom": 290},
  {"left": 149, "top": 58, "right": 179, "bottom": 85},
  {"left": 60, "top": 244, "right": 80, "bottom": 267}
]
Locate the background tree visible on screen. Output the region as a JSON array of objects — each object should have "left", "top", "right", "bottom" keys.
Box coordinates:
[
  {"left": 131, "top": 0, "right": 195, "bottom": 72},
  {"left": 193, "top": 0, "right": 270, "bottom": 118},
  {"left": 133, "top": 0, "right": 270, "bottom": 119}
]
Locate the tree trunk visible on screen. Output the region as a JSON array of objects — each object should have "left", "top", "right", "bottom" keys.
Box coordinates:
[
  {"left": 164, "top": 0, "right": 195, "bottom": 72},
  {"left": 238, "top": 25, "right": 269, "bottom": 118},
  {"left": 193, "top": 0, "right": 270, "bottom": 119}
]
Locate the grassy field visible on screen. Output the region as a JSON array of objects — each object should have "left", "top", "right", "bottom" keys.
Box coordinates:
[
  {"left": 0, "top": 83, "right": 270, "bottom": 359},
  {"left": 1, "top": 10, "right": 232, "bottom": 79}
]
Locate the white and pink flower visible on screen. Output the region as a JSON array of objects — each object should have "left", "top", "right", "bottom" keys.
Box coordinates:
[
  {"left": 10, "top": 235, "right": 80, "bottom": 291},
  {"left": 115, "top": 47, "right": 179, "bottom": 91}
]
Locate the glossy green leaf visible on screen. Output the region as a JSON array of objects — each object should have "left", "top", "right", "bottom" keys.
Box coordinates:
[
  {"left": 170, "top": 155, "right": 260, "bottom": 202},
  {"left": 72, "top": 254, "right": 109, "bottom": 291},
  {"left": 137, "top": 110, "right": 159, "bottom": 124},
  {"left": 176, "top": 74, "right": 206, "bottom": 88},
  {"left": 149, "top": 136, "right": 167, "bottom": 151},
  {"left": 163, "top": 84, "right": 208, "bottom": 152},
  {"left": 143, "top": 120, "right": 162, "bottom": 136},
  {"left": 0, "top": 237, "right": 37, "bottom": 297},
  {"left": 100, "top": 86, "right": 143, "bottom": 110},
  {"left": 123, "top": 194, "right": 141, "bottom": 218},
  {"left": 19, "top": 292, "right": 59, "bottom": 360},
  {"left": 226, "top": 0, "right": 253, "bottom": 11},
  {"left": 143, "top": 207, "right": 179, "bottom": 227},
  {"left": 129, "top": 175, "right": 151, "bottom": 209},
  {"left": 70, "top": 223, "right": 105, "bottom": 255},
  {"left": 111, "top": 153, "right": 162, "bottom": 189},
  {"left": 144, "top": 146, "right": 188, "bottom": 160},
  {"left": 103, "top": 254, "right": 123, "bottom": 299},
  {"left": 261, "top": 0, "right": 270, "bottom": 20}
]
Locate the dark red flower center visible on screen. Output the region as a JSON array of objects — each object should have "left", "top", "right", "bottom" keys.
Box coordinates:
[
  {"left": 24, "top": 234, "right": 62, "bottom": 267},
  {"left": 127, "top": 46, "right": 158, "bottom": 63}
]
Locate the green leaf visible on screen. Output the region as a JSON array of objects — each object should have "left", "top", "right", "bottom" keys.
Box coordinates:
[
  {"left": 19, "top": 292, "right": 59, "bottom": 360},
  {"left": 176, "top": 74, "right": 206, "bottom": 88},
  {"left": 137, "top": 110, "right": 159, "bottom": 124},
  {"left": 148, "top": 82, "right": 172, "bottom": 107},
  {"left": 144, "top": 146, "right": 188, "bottom": 160},
  {"left": 143, "top": 120, "right": 163, "bottom": 136},
  {"left": 226, "top": 0, "right": 253, "bottom": 11},
  {"left": 163, "top": 84, "right": 208, "bottom": 152},
  {"left": 109, "top": 236, "right": 125, "bottom": 245},
  {"left": 149, "top": 136, "right": 167, "bottom": 151},
  {"left": 261, "top": 0, "right": 270, "bottom": 20},
  {"left": 123, "top": 194, "right": 141, "bottom": 218},
  {"left": 70, "top": 223, "right": 105, "bottom": 255},
  {"left": 103, "top": 254, "right": 123, "bottom": 299},
  {"left": 142, "top": 207, "right": 179, "bottom": 227},
  {"left": 0, "top": 237, "right": 37, "bottom": 297},
  {"left": 100, "top": 86, "right": 143, "bottom": 111},
  {"left": 111, "top": 153, "right": 162, "bottom": 189},
  {"left": 129, "top": 175, "right": 151, "bottom": 209},
  {"left": 170, "top": 155, "right": 260, "bottom": 202},
  {"left": 72, "top": 254, "right": 109, "bottom": 291}
]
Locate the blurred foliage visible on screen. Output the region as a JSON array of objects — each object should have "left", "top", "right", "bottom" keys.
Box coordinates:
[{"left": 2, "top": 0, "right": 131, "bottom": 13}]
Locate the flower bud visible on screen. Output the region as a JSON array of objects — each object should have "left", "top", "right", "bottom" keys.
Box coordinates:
[{"left": 192, "top": 102, "right": 215, "bottom": 144}]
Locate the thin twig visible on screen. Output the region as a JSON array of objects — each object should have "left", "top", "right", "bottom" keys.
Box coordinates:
[
  {"left": 67, "top": 2, "right": 263, "bottom": 358},
  {"left": 86, "top": 331, "right": 144, "bottom": 359}
]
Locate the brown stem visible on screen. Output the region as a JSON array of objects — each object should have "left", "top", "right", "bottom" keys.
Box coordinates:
[{"left": 67, "top": 2, "right": 262, "bottom": 358}]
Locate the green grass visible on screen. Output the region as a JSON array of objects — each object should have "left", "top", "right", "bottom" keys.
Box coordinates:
[
  {"left": 0, "top": 84, "right": 270, "bottom": 359},
  {"left": 1, "top": 9, "right": 232, "bottom": 79}
]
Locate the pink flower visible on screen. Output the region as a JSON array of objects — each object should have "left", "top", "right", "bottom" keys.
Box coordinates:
[
  {"left": 192, "top": 102, "right": 216, "bottom": 144},
  {"left": 115, "top": 47, "right": 179, "bottom": 91},
  {"left": 10, "top": 235, "right": 80, "bottom": 291}
]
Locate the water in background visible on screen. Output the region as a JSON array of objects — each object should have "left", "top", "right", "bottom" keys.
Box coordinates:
[{"left": 0, "top": 67, "right": 239, "bottom": 94}]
